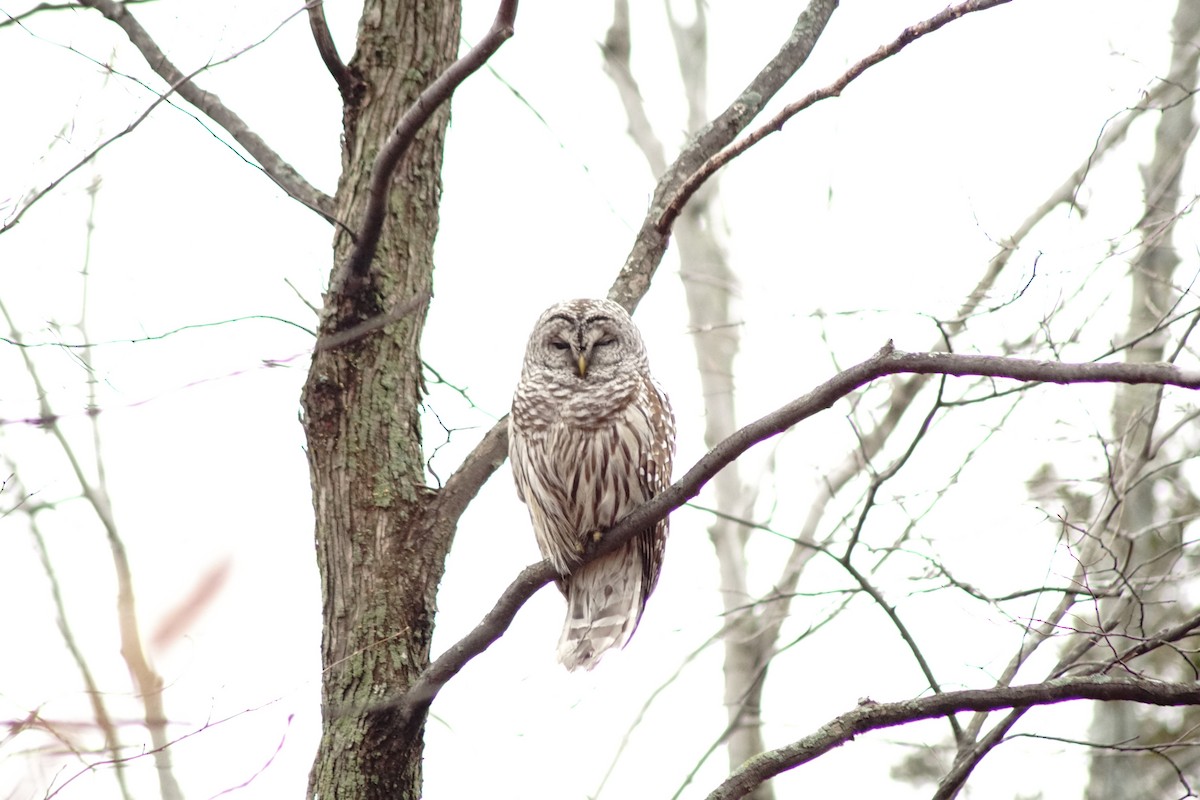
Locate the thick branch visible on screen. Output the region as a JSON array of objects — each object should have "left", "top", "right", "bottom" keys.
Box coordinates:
[
  {"left": 335, "top": 0, "right": 517, "bottom": 292},
  {"left": 706, "top": 676, "right": 1200, "bottom": 800},
  {"left": 657, "top": 0, "right": 1013, "bottom": 232},
  {"left": 388, "top": 343, "right": 1200, "bottom": 730},
  {"left": 76, "top": 0, "right": 335, "bottom": 221}
]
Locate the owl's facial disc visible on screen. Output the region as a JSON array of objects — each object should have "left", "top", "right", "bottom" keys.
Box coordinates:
[
  {"left": 544, "top": 313, "right": 620, "bottom": 380},
  {"left": 575, "top": 320, "right": 620, "bottom": 379}
]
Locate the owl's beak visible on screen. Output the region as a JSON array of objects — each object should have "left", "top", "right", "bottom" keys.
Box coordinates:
[{"left": 577, "top": 353, "right": 589, "bottom": 378}]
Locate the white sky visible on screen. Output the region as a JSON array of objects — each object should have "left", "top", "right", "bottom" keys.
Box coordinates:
[{"left": 0, "top": 0, "right": 1192, "bottom": 798}]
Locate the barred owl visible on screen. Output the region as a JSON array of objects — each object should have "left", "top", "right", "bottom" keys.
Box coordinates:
[{"left": 510, "top": 298, "right": 675, "bottom": 671}]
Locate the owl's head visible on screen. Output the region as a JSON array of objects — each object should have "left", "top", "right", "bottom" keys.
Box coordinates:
[{"left": 523, "top": 298, "right": 648, "bottom": 384}]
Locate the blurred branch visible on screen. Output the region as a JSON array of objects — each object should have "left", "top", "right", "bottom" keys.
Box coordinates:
[
  {"left": 1084, "top": 2, "right": 1200, "bottom": 794},
  {"left": 385, "top": 342, "right": 1200, "bottom": 732},
  {"left": 74, "top": 0, "right": 335, "bottom": 221},
  {"left": 3, "top": 468, "right": 132, "bottom": 799},
  {"left": 306, "top": 0, "right": 356, "bottom": 99},
  {"left": 599, "top": 0, "right": 667, "bottom": 177},
  {"left": 0, "top": 293, "right": 182, "bottom": 799},
  {"left": 657, "top": 0, "right": 1013, "bottom": 232},
  {"left": 334, "top": 0, "right": 518, "bottom": 294},
  {"left": 706, "top": 676, "right": 1200, "bottom": 800}
]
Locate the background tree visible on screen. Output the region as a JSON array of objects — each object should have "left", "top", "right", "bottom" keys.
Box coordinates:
[{"left": 2, "top": 1, "right": 1199, "bottom": 799}]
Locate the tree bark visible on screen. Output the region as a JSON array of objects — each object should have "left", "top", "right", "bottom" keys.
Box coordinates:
[{"left": 300, "top": 1, "right": 462, "bottom": 797}]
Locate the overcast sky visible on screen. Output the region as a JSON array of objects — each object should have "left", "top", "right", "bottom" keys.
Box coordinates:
[{"left": 0, "top": 1, "right": 1188, "bottom": 798}]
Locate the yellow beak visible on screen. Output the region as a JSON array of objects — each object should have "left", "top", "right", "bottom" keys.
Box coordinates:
[{"left": 577, "top": 353, "right": 589, "bottom": 378}]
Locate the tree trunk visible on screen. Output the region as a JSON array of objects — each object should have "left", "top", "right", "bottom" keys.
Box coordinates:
[
  {"left": 300, "top": 1, "right": 462, "bottom": 797},
  {"left": 1085, "top": 1, "right": 1200, "bottom": 797}
]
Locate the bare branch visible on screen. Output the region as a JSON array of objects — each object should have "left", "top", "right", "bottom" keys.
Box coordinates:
[
  {"left": 657, "top": 0, "right": 1014, "bottom": 232},
  {"left": 3, "top": 55, "right": 222, "bottom": 234},
  {"left": 608, "top": 0, "right": 837, "bottom": 311},
  {"left": 306, "top": 0, "right": 356, "bottom": 99},
  {"left": 3, "top": 7, "right": 316, "bottom": 233},
  {"left": 706, "top": 676, "right": 1200, "bottom": 800},
  {"left": 385, "top": 343, "right": 1200, "bottom": 731},
  {"left": 335, "top": 0, "right": 518, "bottom": 293},
  {"left": 838, "top": 559, "right": 965, "bottom": 743},
  {"left": 75, "top": 0, "right": 335, "bottom": 221}
]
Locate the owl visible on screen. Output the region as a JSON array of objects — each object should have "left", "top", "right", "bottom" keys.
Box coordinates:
[{"left": 510, "top": 298, "right": 676, "bottom": 671}]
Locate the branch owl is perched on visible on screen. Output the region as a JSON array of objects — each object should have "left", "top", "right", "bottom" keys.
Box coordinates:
[{"left": 510, "top": 298, "right": 676, "bottom": 671}]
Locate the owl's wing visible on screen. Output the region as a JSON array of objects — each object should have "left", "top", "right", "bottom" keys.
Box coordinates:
[
  {"left": 632, "top": 375, "right": 676, "bottom": 602},
  {"left": 508, "top": 417, "right": 529, "bottom": 505}
]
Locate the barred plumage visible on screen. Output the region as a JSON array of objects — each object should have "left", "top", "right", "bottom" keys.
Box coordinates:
[{"left": 510, "top": 298, "right": 675, "bottom": 671}]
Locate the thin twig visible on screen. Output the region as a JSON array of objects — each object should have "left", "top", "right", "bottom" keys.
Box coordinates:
[
  {"left": 657, "top": 0, "right": 1015, "bottom": 233},
  {"left": 4, "top": 3, "right": 324, "bottom": 233},
  {"left": 74, "top": 0, "right": 334, "bottom": 220}
]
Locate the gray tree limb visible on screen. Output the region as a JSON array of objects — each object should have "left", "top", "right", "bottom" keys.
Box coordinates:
[{"left": 387, "top": 343, "right": 1200, "bottom": 731}]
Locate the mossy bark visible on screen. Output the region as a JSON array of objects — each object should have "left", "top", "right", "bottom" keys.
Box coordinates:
[{"left": 300, "top": 1, "right": 462, "bottom": 797}]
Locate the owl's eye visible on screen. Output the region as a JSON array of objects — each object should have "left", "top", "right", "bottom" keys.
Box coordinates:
[
  {"left": 551, "top": 341, "right": 570, "bottom": 350},
  {"left": 596, "top": 338, "right": 616, "bottom": 347}
]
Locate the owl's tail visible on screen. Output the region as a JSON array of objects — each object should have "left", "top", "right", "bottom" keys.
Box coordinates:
[{"left": 556, "top": 546, "right": 646, "bottom": 671}]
